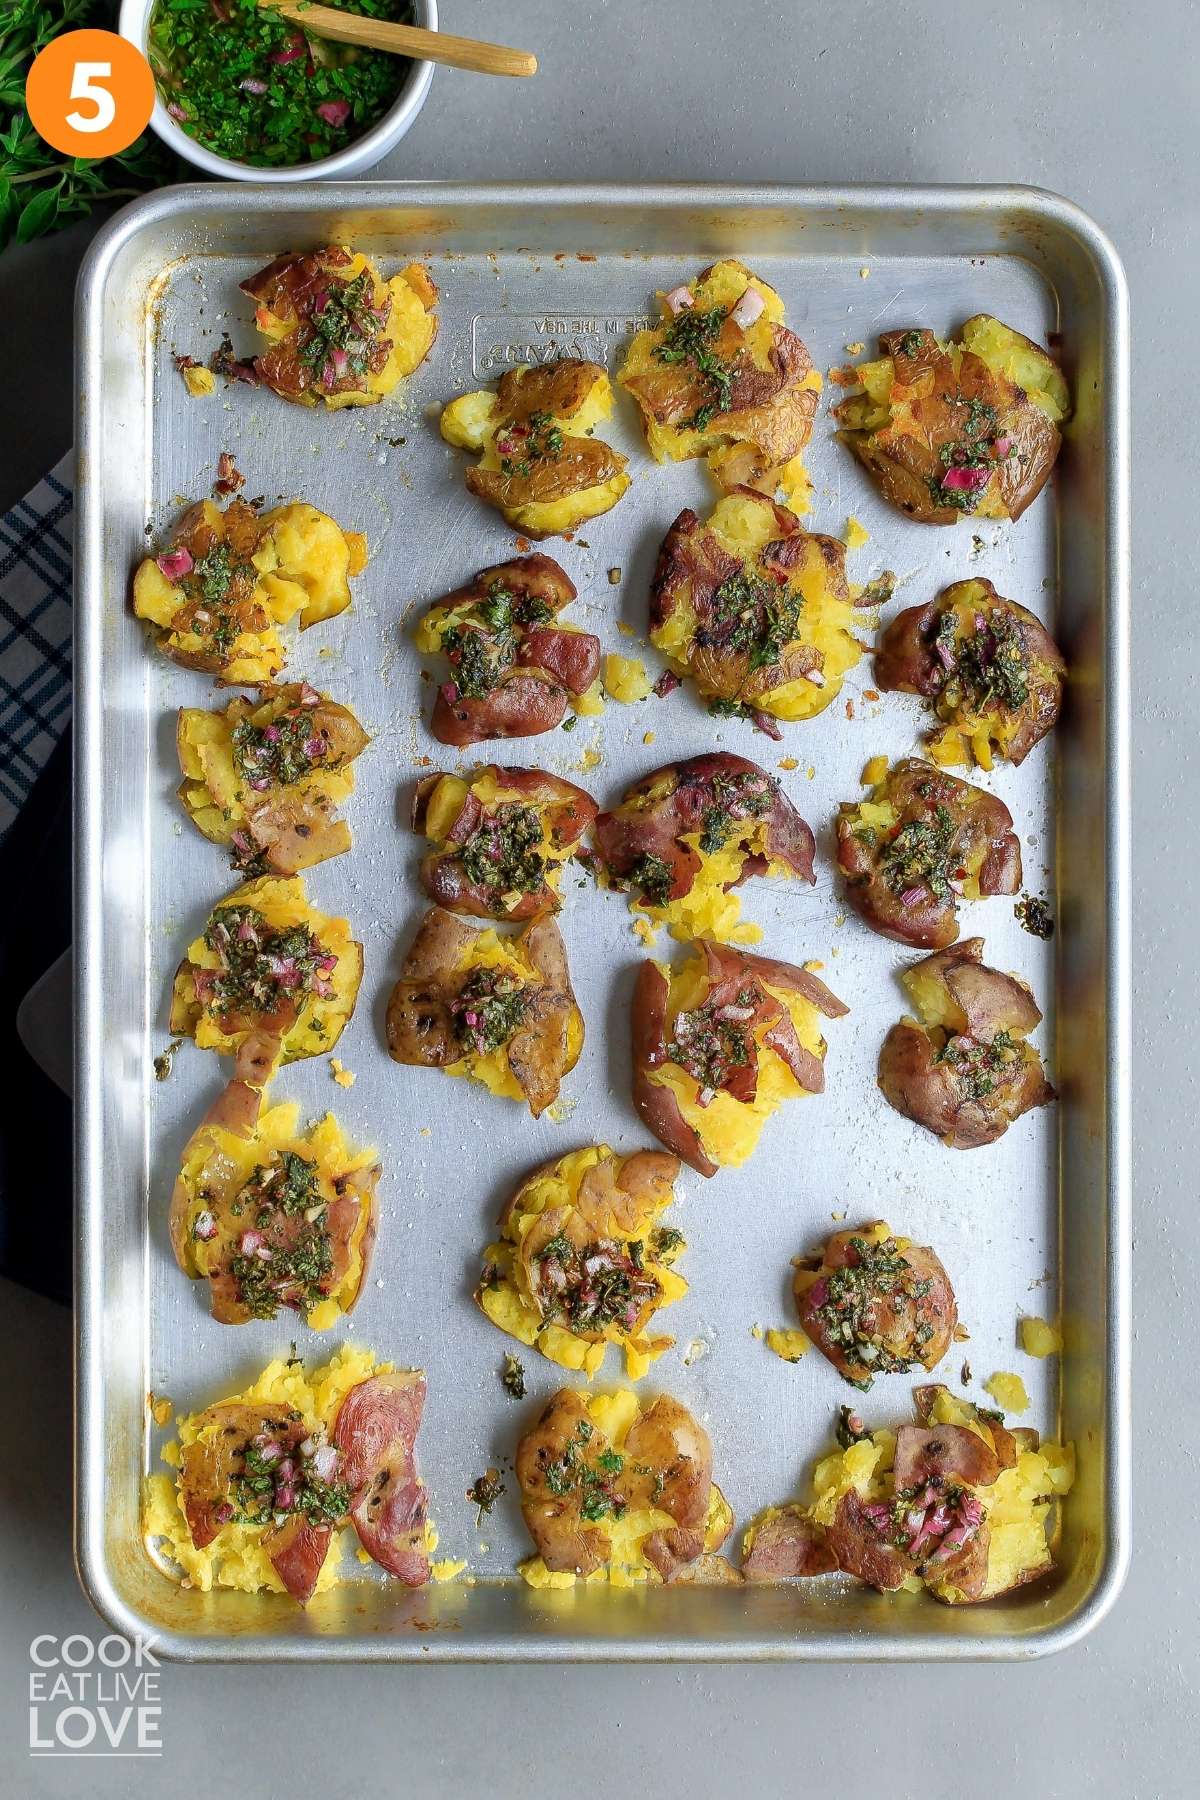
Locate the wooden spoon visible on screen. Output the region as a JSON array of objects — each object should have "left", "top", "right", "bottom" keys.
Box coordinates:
[{"left": 256, "top": 2, "right": 538, "bottom": 77}]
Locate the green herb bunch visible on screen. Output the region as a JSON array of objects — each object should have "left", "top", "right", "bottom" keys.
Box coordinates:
[{"left": 1, "top": 0, "right": 179, "bottom": 251}]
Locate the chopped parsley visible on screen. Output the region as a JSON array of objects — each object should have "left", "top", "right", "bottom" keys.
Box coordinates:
[
  {"left": 627, "top": 851, "right": 675, "bottom": 908},
  {"left": 498, "top": 410, "right": 565, "bottom": 476},
  {"left": 666, "top": 990, "right": 759, "bottom": 1099},
  {"left": 501, "top": 1353, "right": 527, "bottom": 1399},
  {"left": 879, "top": 804, "right": 958, "bottom": 901},
  {"left": 229, "top": 1220, "right": 334, "bottom": 1322},
  {"left": 1016, "top": 893, "right": 1055, "bottom": 940},
  {"left": 233, "top": 708, "right": 327, "bottom": 791},
  {"left": 449, "top": 967, "right": 531, "bottom": 1056},
  {"left": 697, "top": 768, "right": 775, "bottom": 853},
  {"left": 541, "top": 1419, "right": 627, "bottom": 1521},
  {"left": 654, "top": 305, "right": 734, "bottom": 430},
  {"left": 936, "top": 1028, "right": 1021, "bottom": 1099},
  {"left": 460, "top": 803, "right": 546, "bottom": 895},
  {"left": 650, "top": 1225, "right": 685, "bottom": 1262},
  {"left": 146, "top": 0, "right": 416, "bottom": 170},
  {"left": 154, "top": 1036, "right": 185, "bottom": 1082},
  {"left": 199, "top": 906, "right": 334, "bottom": 1018},
  {"left": 467, "top": 1467, "right": 506, "bottom": 1520},
  {"left": 533, "top": 1235, "right": 660, "bottom": 1334},
  {"left": 698, "top": 566, "right": 801, "bottom": 673},
  {"left": 941, "top": 607, "right": 1030, "bottom": 711},
  {"left": 809, "top": 1235, "right": 936, "bottom": 1387}
]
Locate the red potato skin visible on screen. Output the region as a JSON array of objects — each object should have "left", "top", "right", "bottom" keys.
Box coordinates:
[
  {"left": 874, "top": 582, "right": 1066, "bottom": 766},
  {"left": 420, "top": 554, "right": 600, "bottom": 745},
  {"left": 743, "top": 1507, "right": 839, "bottom": 1581},
  {"left": 879, "top": 939, "right": 1055, "bottom": 1148},
  {"left": 594, "top": 753, "right": 815, "bottom": 902},
  {"left": 333, "top": 1371, "right": 430, "bottom": 1587},
  {"left": 837, "top": 758, "right": 1022, "bottom": 949},
  {"left": 412, "top": 766, "right": 597, "bottom": 920},
  {"left": 834, "top": 324, "right": 1062, "bottom": 526}
]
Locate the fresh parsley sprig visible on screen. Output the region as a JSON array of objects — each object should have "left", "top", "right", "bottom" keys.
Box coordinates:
[{"left": 1, "top": 0, "right": 178, "bottom": 252}]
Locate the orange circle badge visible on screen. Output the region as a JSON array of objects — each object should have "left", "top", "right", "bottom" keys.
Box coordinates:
[{"left": 25, "top": 29, "right": 156, "bottom": 160}]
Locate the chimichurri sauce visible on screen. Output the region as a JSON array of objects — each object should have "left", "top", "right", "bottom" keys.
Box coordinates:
[{"left": 147, "top": 0, "right": 414, "bottom": 167}]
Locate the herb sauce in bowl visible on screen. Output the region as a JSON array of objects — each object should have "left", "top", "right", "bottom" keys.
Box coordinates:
[{"left": 146, "top": 0, "right": 415, "bottom": 168}]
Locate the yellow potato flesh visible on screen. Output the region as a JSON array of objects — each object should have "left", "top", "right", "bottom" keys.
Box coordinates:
[
  {"left": 172, "top": 874, "right": 361, "bottom": 1064},
  {"left": 143, "top": 1346, "right": 393, "bottom": 1595},
  {"left": 651, "top": 489, "right": 863, "bottom": 721},
  {"left": 478, "top": 1144, "right": 685, "bottom": 1378}
]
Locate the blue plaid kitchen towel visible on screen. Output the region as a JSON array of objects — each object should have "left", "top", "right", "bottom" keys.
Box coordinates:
[{"left": 0, "top": 455, "right": 74, "bottom": 840}]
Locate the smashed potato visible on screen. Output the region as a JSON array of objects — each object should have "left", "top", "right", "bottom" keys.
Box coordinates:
[
  {"left": 133, "top": 496, "right": 366, "bottom": 683},
  {"left": 143, "top": 1347, "right": 432, "bottom": 1604},
  {"left": 875, "top": 578, "right": 1065, "bottom": 769},
  {"left": 412, "top": 765, "right": 596, "bottom": 920},
  {"left": 742, "top": 1385, "right": 1074, "bottom": 1603},
  {"left": 242, "top": 247, "right": 438, "bottom": 407},
  {"left": 633, "top": 938, "right": 847, "bottom": 1177},
  {"left": 649, "top": 488, "right": 865, "bottom": 731},
  {"left": 834, "top": 315, "right": 1069, "bottom": 525},
  {"left": 793, "top": 1221, "right": 959, "bottom": 1390},
  {"left": 170, "top": 875, "right": 363, "bottom": 1086},
  {"left": 836, "top": 756, "right": 1022, "bottom": 948},
  {"left": 169, "top": 1078, "right": 378, "bottom": 1329},
  {"left": 177, "top": 682, "right": 369, "bottom": 874},
  {"left": 476, "top": 1146, "right": 687, "bottom": 1380},
  {"left": 413, "top": 554, "right": 601, "bottom": 745},
  {"left": 618, "top": 260, "right": 821, "bottom": 505},
  {"left": 441, "top": 359, "right": 630, "bottom": 537},
  {"left": 879, "top": 938, "right": 1055, "bottom": 1148},
  {"left": 594, "top": 752, "right": 815, "bottom": 944},
  {"left": 516, "top": 1387, "right": 734, "bottom": 1586},
  {"left": 385, "top": 906, "right": 582, "bottom": 1118}
]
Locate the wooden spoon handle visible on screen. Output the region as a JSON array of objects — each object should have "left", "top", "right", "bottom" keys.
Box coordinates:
[{"left": 257, "top": 2, "right": 538, "bottom": 77}]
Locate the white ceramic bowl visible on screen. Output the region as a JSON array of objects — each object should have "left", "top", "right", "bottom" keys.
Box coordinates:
[{"left": 120, "top": 0, "right": 436, "bottom": 181}]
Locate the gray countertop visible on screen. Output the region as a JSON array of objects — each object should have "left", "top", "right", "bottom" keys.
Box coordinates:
[{"left": 0, "top": 1, "right": 1189, "bottom": 1792}]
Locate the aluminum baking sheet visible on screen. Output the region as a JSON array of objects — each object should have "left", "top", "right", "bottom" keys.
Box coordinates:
[{"left": 75, "top": 184, "right": 1130, "bottom": 1660}]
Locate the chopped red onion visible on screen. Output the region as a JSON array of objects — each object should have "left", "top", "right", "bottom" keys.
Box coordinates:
[
  {"left": 317, "top": 100, "right": 352, "bottom": 128},
  {"left": 192, "top": 1209, "right": 217, "bottom": 1241},
  {"left": 239, "top": 77, "right": 267, "bottom": 95},
  {"left": 239, "top": 1229, "right": 267, "bottom": 1257},
  {"left": 804, "top": 668, "right": 826, "bottom": 687},
  {"left": 312, "top": 1444, "right": 340, "bottom": 1482},
  {"left": 664, "top": 285, "right": 694, "bottom": 317},
  {"left": 730, "top": 287, "right": 766, "bottom": 329},
  {"left": 156, "top": 546, "right": 193, "bottom": 582},
  {"left": 899, "top": 885, "right": 925, "bottom": 908},
  {"left": 268, "top": 37, "right": 305, "bottom": 64},
  {"left": 940, "top": 464, "right": 990, "bottom": 494}
]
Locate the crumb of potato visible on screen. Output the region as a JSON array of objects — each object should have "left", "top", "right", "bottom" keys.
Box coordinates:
[
  {"left": 749, "top": 1323, "right": 764, "bottom": 1341},
  {"left": 1019, "top": 1317, "right": 1063, "bottom": 1358},
  {"left": 418, "top": 1126, "right": 431, "bottom": 1137},
  {"left": 766, "top": 1327, "right": 810, "bottom": 1363},
  {"left": 845, "top": 698, "right": 855, "bottom": 720},
  {"left": 617, "top": 619, "right": 635, "bottom": 636},
  {"left": 843, "top": 515, "right": 870, "bottom": 550},
  {"left": 431, "top": 1558, "right": 467, "bottom": 1582},
  {"left": 603, "top": 653, "right": 653, "bottom": 703},
  {"left": 861, "top": 754, "right": 889, "bottom": 785},
  {"left": 778, "top": 756, "right": 798, "bottom": 771},
  {"left": 683, "top": 1337, "right": 711, "bottom": 1367},
  {"left": 514, "top": 536, "right": 532, "bottom": 552},
  {"left": 578, "top": 748, "right": 602, "bottom": 772},
  {"left": 844, "top": 341, "right": 865, "bottom": 355},
  {"left": 807, "top": 765, "right": 816, "bottom": 780},
  {"left": 608, "top": 567, "right": 622, "bottom": 585},
  {"left": 859, "top": 266, "right": 870, "bottom": 278},
  {"left": 632, "top": 917, "right": 657, "bottom": 946},
  {"left": 329, "top": 1058, "right": 356, "bottom": 1089},
  {"left": 830, "top": 1209, "right": 846, "bottom": 1221},
  {"left": 984, "top": 1370, "right": 1030, "bottom": 1413},
  {"left": 545, "top": 1095, "right": 578, "bottom": 1124},
  {"left": 182, "top": 365, "right": 216, "bottom": 398},
  {"left": 803, "top": 958, "right": 825, "bottom": 971},
  {"left": 149, "top": 1394, "right": 173, "bottom": 1427},
  {"left": 642, "top": 730, "right": 656, "bottom": 745},
  {"left": 863, "top": 687, "right": 879, "bottom": 702}
]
